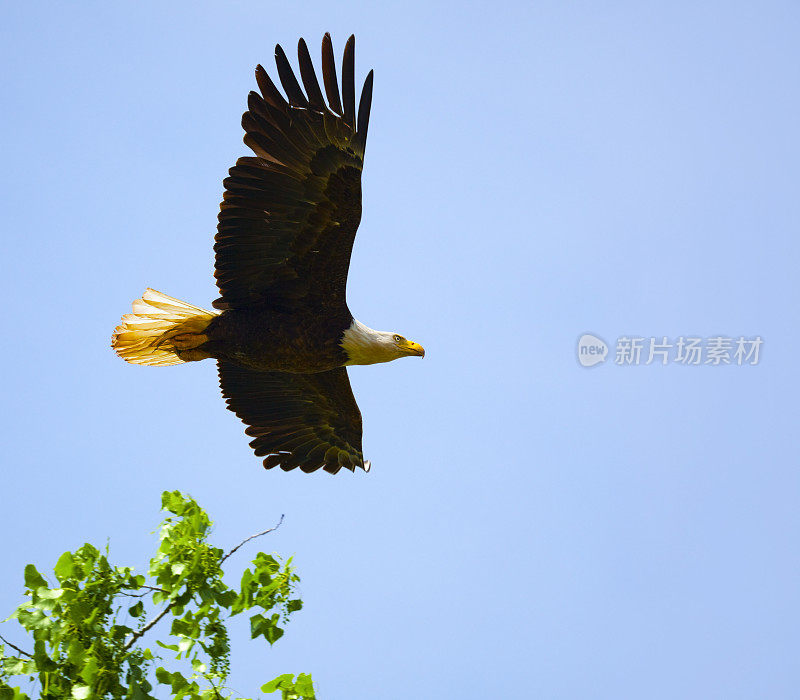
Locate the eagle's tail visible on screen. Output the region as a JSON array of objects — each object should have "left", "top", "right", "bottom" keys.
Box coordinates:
[{"left": 112, "top": 289, "right": 219, "bottom": 366}]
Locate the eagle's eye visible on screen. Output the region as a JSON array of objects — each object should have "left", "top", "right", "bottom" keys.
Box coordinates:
[{"left": 393, "top": 334, "right": 403, "bottom": 342}]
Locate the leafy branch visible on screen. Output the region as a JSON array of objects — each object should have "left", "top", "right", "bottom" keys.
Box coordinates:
[{"left": 0, "top": 491, "right": 315, "bottom": 700}]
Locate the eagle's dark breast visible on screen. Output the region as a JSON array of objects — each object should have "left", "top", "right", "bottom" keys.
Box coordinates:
[{"left": 204, "top": 305, "right": 350, "bottom": 373}]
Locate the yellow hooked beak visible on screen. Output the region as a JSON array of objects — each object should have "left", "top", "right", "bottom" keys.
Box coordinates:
[{"left": 402, "top": 340, "right": 425, "bottom": 358}]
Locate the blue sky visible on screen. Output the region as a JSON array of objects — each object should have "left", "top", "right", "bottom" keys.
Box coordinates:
[{"left": 2, "top": 1, "right": 799, "bottom": 698}]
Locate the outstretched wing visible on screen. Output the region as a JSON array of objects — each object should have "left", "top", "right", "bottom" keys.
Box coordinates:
[
  {"left": 214, "top": 34, "right": 374, "bottom": 314},
  {"left": 218, "top": 362, "right": 369, "bottom": 474}
]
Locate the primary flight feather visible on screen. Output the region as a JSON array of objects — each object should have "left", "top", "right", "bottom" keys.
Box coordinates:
[{"left": 112, "top": 34, "right": 424, "bottom": 474}]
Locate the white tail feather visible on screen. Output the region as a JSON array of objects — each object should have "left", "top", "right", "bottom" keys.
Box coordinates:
[{"left": 112, "top": 289, "right": 219, "bottom": 366}]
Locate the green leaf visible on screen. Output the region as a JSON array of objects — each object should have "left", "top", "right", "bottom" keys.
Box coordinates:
[
  {"left": 37, "top": 587, "right": 64, "bottom": 600},
  {"left": 67, "top": 639, "right": 86, "bottom": 665},
  {"left": 261, "top": 674, "right": 295, "bottom": 693},
  {"left": 0, "top": 690, "right": 29, "bottom": 700},
  {"left": 32, "top": 639, "right": 57, "bottom": 671},
  {"left": 260, "top": 673, "right": 316, "bottom": 699},
  {"left": 111, "top": 624, "right": 133, "bottom": 640},
  {"left": 53, "top": 551, "right": 75, "bottom": 581},
  {"left": 79, "top": 655, "right": 99, "bottom": 685},
  {"left": 215, "top": 589, "right": 237, "bottom": 608},
  {"left": 128, "top": 601, "right": 144, "bottom": 617},
  {"left": 294, "top": 673, "right": 315, "bottom": 695},
  {"left": 23, "top": 564, "right": 47, "bottom": 590},
  {"left": 156, "top": 669, "right": 190, "bottom": 695},
  {"left": 71, "top": 686, "right": 91, "bottom": 699},
  {"left": 2, "top": 657, "right": 31, "bottom": 676},
  {"left": 249, "top": 614, "right": 266, "bottom": 639},
  {"left": 129, "top": 684, "right": 152, "bottom": 700},
  {"left": 170, "top": 619, "right": 191, "bottom": 636},
  {"left": 265, "top": 625, "right": 284, "bottom": 645}
]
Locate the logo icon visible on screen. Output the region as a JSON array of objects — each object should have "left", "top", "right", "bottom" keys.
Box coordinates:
[{"left": 577, "top": 334, "right": 608, "bottom": 367}]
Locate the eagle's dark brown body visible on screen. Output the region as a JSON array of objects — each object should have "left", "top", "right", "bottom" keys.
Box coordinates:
[{"left": 202, "top": 307, "right": 351, "bottom": 373}]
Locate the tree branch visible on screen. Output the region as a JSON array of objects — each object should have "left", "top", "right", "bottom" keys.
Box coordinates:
[
  {"left": 221, "top": 515, "right": 285, "bottom": 564},
  {"left": 122, "top": 517, "right": 283, "bottom": 652},
  {"left": 0, "top": 633, "right": 32, "bottom": 658},
  {"left": 120, "top": 584, "right": 169, "bottom": 598},
  {"left": 123, "top": 601, "right": 177, "bottom": 651}
]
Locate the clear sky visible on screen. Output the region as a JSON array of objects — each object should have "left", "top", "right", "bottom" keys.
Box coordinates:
[{"left": 2, "top": 1, "right": 799, "bottom": 698}]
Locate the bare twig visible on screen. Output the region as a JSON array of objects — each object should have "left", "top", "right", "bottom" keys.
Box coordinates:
[
  {"left": 221, "top": 515, "right": 285, "bottom": 564},
  {"left": 120, "top": 584, "right": 169, "bottom": 598},
  {"left": 0, "top": 633, "right": 32, "bottom": 658}
]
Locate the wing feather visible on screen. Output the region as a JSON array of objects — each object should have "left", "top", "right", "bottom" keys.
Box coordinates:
[
  {"left": 321, "top": 33, "right": 343, "bottom": 115},
  {"left": 214, "top": 34, "right": 371, "bottom": 313},
  {"left": 274, "top": 43, "right": 309, "bottom": 108},
  {"left": 254, "top": 65, "right": 288, "bottom": 111},
  {"left": 297, "top": 38, "right": 327, "bottom": 111},
  {"left": 218, "top": 362, "right": 367, "bottom": 474},
  {"left": 341, "top": 35, "right": 356, "bottom": 128},
  {"left": 353, "top": 70, "right": 374, "bottom": 154}
]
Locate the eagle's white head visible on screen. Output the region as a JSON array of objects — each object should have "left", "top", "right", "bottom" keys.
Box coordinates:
[{"left": 341, "top": 319, "right": 425, "bottom": 366}]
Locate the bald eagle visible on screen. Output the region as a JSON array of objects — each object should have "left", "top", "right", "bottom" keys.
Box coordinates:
[{"left": 112, "top": 34, "right": 424, "bottom": 475}]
